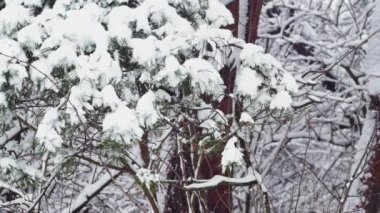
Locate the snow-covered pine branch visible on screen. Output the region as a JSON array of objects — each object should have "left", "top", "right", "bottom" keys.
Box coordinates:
[{"left": 0, "top": 0, "right": 298, "bottom": 212}]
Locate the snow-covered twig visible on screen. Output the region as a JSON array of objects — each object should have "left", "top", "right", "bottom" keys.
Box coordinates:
[
  {"left": 184, "top": 175, "right": 258, "bottom": 190},
  {"left": 0, "top": 181, "right": 25, "bottom": 198}
]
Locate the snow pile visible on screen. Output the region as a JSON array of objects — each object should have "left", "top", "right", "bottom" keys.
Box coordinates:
[
  {"left": 136, "top": 168, "right": 160, "bottom": 185},
  {"left": 136, "top": 90, "right": 160, "bottom": 127},
  {"left": 236, "top": 43, "right": 298, "bottom": 109},
  {"left": 35, "top": 108, "right": 64, "bottom": 152},
  {"left": 184, "top": 58, "right": 225, "bottom": 96},
  {"left": 17, "top": 23, "right": 44, "bottom": 49},
  {"left": 154, "top": 56, "right": 187, "bottom": 88},
  {"left": 239, "top": 112, "right": 254, "bottom": 124},
  {"left": 221, "top": 137, "right": 245, "bottom": 173},
  {"left": 0, "top": 5, "right": 30, "bottom": 36},
  {"left": 0, "top": 38, "right": 28, "bottom": 92},
  {"left": 103, "top": 105, "right": 143, "bottom": 144}
]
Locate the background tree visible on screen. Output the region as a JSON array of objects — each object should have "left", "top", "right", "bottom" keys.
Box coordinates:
[{"left": 235, "top": 0, "right": 377, "bottom": 212}]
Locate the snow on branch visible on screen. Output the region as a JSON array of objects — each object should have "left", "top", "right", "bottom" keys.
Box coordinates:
[
  {"left": 0, "top": 181, "right": 25, "bottom": 198},
  {"left": 184, "top": 175, "right": 258, "bottom": 191}
]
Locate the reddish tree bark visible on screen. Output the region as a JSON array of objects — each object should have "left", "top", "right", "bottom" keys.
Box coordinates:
[
  {"left": 197, "top": 1, "right": 240, "bottom": 212},
  {"left": 165, "top": 1, "right": 264, "bottom": 212},
  {"left": 228, "top": 0, "right": 240, "bottom": 38},
  {"left": 246, "top": 0, "right": 263, "bottom": 43},
  {"left": 198, "top": 1, "right": 264, "bottom": 212},
  {"left": 362, "top": 96, "right": 380, "bottom": 213}
]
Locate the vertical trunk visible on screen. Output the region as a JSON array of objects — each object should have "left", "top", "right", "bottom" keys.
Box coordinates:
[
  {"left": 198, "top": 0, "right": 264, "bottom": 212},
  {"left": 165, "top": 0, "right": 264, "bottom": 212},
  {"left": 361, "top": 0, "right": 380, "bottom": 211},
  {"left": 362, "top": 97, "right": 380, "bottom": 213},
  {"left": 246, "top": 0, "right": 263, "bottom": 43},
  {"left": 197, "top": 1, "right": 240, "bottom": 212}
]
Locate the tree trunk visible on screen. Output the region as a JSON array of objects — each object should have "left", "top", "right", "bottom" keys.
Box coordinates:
[
  {"left": 360, "top": 0, "right": 380, "bottom": 211},
  {"left": 198, "top": 0, "right": 263, "bottom": 212},
  {"left": 164, "top": 0, "right": 264, "bottom": 212},
  {"left": 246, "top": 0, "right": 263, "bottom": 43}
]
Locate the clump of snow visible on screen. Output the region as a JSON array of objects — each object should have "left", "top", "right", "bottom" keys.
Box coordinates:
[
  {"left": 239, "top": 112, "right": 254, "bottom": 124},
  {"left": 206, "top": 0, "right": 234, "bottom": 27},
  {"left": 6, "top": 64, "right": 28, "bottom": 91},
  {"left": 65, "top": 3, "right": 105, "bottom": 23},
  {"left": 270, "top": 90, "right": 293, "bottom": 109},
  {"left": 136, "top": 90, "right": 160, "bottom": 127},
  {"left": 200, "top": 119, "right": 218, "bottom": 131},
  {"left": 0, "top": 5, "right": 30, "bottom": 36},
  {"left": 0, "top": 38, "right": 28, "bottom": 91},
  {"left": 0, "top": 157, "right": 42, "bottom": 180},
  {"left": 236, "top": 43, "right": 298, "bottom": 109},
  {"left": 103, "top": 105, "right": 143, "bottom": 144},
  {"left": 0, "top": 93, "right": 6, "bottom": 106},
  {"left": 17, "top": 23, "right": 44, "bottom": 49},
  {"left": 154, "top": 56, "right": 187, "bottom": 88},
  {"left": 0, "top": 38, "right": 27, "bottom": 62},
  {"left": 22, "top": 0, "right": 44, "bottom": 7},
  {"left": 30, "top": 58, "right": 56, "bottom": 91},
  {"left": 130, "top": 36, "right": 157, "bottom": 67},
  {"left": 0, "top": 157, "right": 18, "bottom": 172},
  {"left": 183, "top": 58, "right": 225, "bottom": 96},
  {"left": 221, "top": 137, "right": 245, "bottom": 173},
  {"left": 91, "top": 52, "right": 122, "bottom": 86},
  {"left": 66, "top": 81, "right": 100, "bottom": 124},
  {"left": 106, "top": 6, "right": 133, "bottom": 41},
  {"left": 101, "top": 85, "right": 122, "bottom": 110},
  {"left": 136, "top": 168, "right": 160, "bottom": 185},
  {"left": 35, "top": 108, "right": 64, "bottom": 152},
  {"left": 47, "top": 43, "right": 78, "bottom": 67},
  {"left": 235, "top": 67, "right": 262, "bottom": 97},
  {"left": 281, "top": 71, "right": 299, "bottom": 93},
  {"left": 240, "top": 43, "right": 282, "bottom": 73}
]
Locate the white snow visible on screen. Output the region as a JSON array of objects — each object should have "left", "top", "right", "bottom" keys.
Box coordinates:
[
  {"left": 365, "top": 0, "right": 380, "bottom": 94},
  {"left": 221, "top": 136, "right": 245, "bottom": 173},
  {"left": 281, "top": 71, "right": 299, "bottom": 93},
  {"left": 101, "top": 85, "right": 122, "bottom": 110},
  {"left": 183, "top": 58, "right": 225, "bottom": 96},
  {"left": 35, "top": 108, "right": 64, "bottom": 152},
  {"left": 136, "top": 90, "right": 160, "bottom": 127},
  {"left": 0, "top": 5, "right": 30, "bottom": 36},
  {"left": 0, "top": 92, "right": 5, "bottom": 106},
  {"left": 66, "top": 80, "right": 100, "bottom": 124},
  {"left": 17, "top": 23, "right": 43, "bottom": 49},
  {"left": 0, "top": 38, "right": 28, "bottom": 91},
  {"left": 136, "top": 168, "right": 160, "bottom": 185},
  {"left": 185, "top": 175, "right": 257, "bottom": 190},
  {"left": 206, "top": 0, "right": 234, "bottom": 27},
  {"left": 106, "top": 6, "right": 133, "bottom": 41},
  {"left": 22, "top": 0, "right": 44, "bottom": 7},
  {"left": 47, "top": 42, "right": 78, "bottom": 67},
  {"left": 239, "top": 112, "right": 254, "bottom": 124},
  {"left": 154, "top": 56, "right": 186, "bottom": 88},
  {"left": 270, "top": 90, "right": 293, "bottom": 109},
  {"left": 103, "top": 105, "right": 143, "bottom": 144},
  {"left": 130, "top": 36, "right": 157, "bottom": 67},
  {"left": 0, "top": 38, "right": 27, "bottom": 62},
  {"left": 235, "top": 67, "right": 262, "bottom": 97},
  {"left": 30, "top": 58, "right": 56, "bottom": 90}
]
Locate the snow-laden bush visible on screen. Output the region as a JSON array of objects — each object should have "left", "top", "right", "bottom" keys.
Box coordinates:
[{"left": 0, "top": 0, "right": 297, "bottom": 211}]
